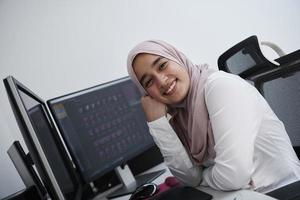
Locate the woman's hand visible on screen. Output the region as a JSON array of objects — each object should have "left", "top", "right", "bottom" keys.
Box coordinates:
[{"left": 141, "top": 96, "right": 167, "bottom": 122}]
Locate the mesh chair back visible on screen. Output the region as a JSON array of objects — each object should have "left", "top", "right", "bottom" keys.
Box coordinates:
[
  {"left": 218, "top": 35, "right": 278, "bottom": 79},
  {"left": 254, "top": 64, "right": 300, "bottom": 158}
]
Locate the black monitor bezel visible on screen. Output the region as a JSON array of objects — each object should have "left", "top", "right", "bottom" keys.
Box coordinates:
[
  {"left": 3, "top": 76, "right": 82, "bottom": 200},
  {"left": 47, "top": 76, "right": 154, "bottom": 183},
  {"left": 7, "top": 140, "right": 47, "bottom": 198}
]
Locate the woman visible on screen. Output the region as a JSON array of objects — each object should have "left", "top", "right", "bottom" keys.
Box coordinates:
[{"left": 126, "top": 40, "right": 300, "bottom": 193}]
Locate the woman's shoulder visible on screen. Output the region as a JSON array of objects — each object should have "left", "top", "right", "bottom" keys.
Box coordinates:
[
  {"left": 206, "top": 71, "right": 245, "bottom": 88},
  {"left": 204, "top": 70, "right": 256, "bottom": 97},
  {"left": 207, "top": 70, "right": 242, "bottom": 82}
]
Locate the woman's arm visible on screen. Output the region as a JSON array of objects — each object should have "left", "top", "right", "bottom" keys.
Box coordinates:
[
  {"left": 140, "top": 95, "right": 202, "bottom": 186},
  {"left": 148, "top": 116, "right": 203, "bottom": 186},
  {"left": 202, "top": 73, "right": 263, "bottom": 190}
]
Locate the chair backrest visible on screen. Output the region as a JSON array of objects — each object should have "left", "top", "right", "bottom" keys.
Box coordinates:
[
  {"left": 218, "top": 35, "right": 278, "bottom": 79},
  {"left": 253, "top": 63, "right": 300, "bottom": 158}
]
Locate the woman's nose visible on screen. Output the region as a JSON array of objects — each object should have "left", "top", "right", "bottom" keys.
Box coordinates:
[{"left": 156, "top": 74, "right": 168, "bottom": 89}]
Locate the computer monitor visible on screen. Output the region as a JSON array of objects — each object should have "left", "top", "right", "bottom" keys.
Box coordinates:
[
  {"left": 47, "top": 77, "right": 165, "bottom": 198},
  {"left": 7, "top": 140, "right": 46, "bottom": 198},
  {"left": 3, "top": 76, "right": 82, "bottom": 200}
]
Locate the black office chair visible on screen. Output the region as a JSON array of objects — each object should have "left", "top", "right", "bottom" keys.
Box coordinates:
[
  {"left": 218, "top": 35, "right": 279, "bottom": 79},
  {"left": 253, "top": 62, "right": 300, "bottom": 159},
  {"left": 263, "top": 60, "right": 300, "bottom": 199}
]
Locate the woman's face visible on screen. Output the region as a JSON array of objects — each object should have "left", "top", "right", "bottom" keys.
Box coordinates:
[{"left": 133, "top": 53, "right": 190, "bottom": 105}]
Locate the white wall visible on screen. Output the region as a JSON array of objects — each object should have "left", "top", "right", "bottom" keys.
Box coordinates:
[{"left": 0, "top": 0, "right": 299, "bottom": 197}]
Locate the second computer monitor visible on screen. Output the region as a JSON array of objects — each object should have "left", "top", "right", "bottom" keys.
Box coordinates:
[
  {"left": 4, "top": 76, "right": 81, "bottom": 200},
  {"left": 47, "top": 77, "right": 155, "bottom": 183}
]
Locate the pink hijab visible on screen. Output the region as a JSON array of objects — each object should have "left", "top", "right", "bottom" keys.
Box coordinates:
[{"left": 127, "top": 40, "right": 216, "bottom": 165}]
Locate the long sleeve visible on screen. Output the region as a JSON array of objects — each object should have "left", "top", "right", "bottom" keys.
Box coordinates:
[
  {"left": 202, "top": 72, "right": 263, "bottom": 190},
  {"left": 147, "top": 117, "right": 202, "bottom": 186}
]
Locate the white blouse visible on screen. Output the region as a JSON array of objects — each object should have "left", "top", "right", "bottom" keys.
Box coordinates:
[{"left": 147, "top": 71, "right": 300, "bottom": 193}]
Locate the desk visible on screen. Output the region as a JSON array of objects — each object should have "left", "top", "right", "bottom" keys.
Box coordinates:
[{"left": 93, "top": 163, "right": 276, "bottom": 200}]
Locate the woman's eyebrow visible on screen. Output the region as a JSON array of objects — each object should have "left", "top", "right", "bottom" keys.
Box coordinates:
[{"left": 152, "top": 56, "right": 163, "bottom": 68}]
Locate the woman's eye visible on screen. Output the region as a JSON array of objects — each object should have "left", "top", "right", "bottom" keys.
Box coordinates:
[
  {"left": 159, "top": 62, "right": 167, "bottom": 70},
  {"left": 145, "top": 79, "right": 153, "bottom": 88}
]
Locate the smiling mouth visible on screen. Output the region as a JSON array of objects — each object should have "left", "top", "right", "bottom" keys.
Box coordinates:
[{"left": 163, "top": 79, "right": 176, "bottom": 95}]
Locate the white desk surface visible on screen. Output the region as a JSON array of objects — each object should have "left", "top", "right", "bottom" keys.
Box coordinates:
[{"left": 93, "top": 163, "right": 276, "bottom": 200}]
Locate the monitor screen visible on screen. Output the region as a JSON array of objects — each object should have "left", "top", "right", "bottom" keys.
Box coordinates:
[
  {"left": 47, "top": 77, "right": 155, "bottom": 183},
  {"left": 4, "top": 76, "right": 81, "bottom": 200}
]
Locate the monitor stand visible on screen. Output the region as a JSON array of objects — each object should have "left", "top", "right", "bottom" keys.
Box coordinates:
[{"left": 107, "top": 164, "right": 165, "bottom": 199}]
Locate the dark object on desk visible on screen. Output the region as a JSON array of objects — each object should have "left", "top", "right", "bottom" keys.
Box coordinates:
[
  {"left": 2, "top": 186, "right": 42, "bottom": 200},
  {"left": 129, "top": 176, "right": 212, "bottom": 200},
  {"left": 266, "top": 180, "right": 300, "bottom": 200},
  {"left": 151, "top": 186, "right": 212, "bottom": 200}
]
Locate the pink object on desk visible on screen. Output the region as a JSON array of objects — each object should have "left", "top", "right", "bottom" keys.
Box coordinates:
[{"left": 145, "top": 176, "right": 181, "bottom": 199}]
